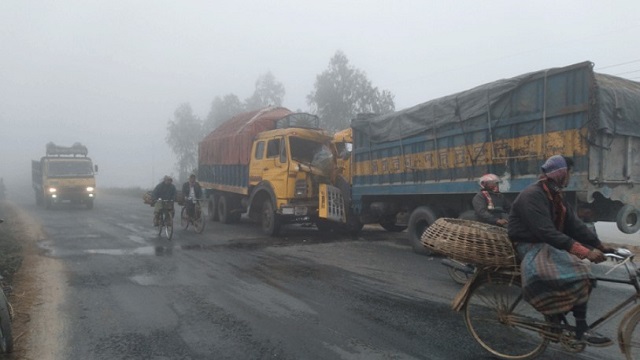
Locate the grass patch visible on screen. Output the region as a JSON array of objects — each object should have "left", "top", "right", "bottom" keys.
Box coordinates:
[{"left": 0, "top": 203, "right": 25, "bottom": 284}]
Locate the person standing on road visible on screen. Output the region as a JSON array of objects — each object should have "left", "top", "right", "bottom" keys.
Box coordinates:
[
  {"left": 472, "top": 173, "right": 511, "bottom": 227},
  {"left": 152, "top": 175, "right": 177, "bottom": 226},
  {"left": 508, "top": 155, "right": 615, "bottom": 346},
  {"left": 181, "top": 174, "right": 202, "bottom": 219}
]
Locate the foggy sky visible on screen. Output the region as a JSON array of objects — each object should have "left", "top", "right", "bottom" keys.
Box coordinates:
[{"left": 1, "top": 1, "right": 639, "bottom": 189}]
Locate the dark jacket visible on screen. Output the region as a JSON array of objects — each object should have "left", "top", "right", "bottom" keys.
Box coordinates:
[
  {"left": 182, "top": 181, "right": 202, "bottom": 199},
  {"left": 508, "top": 180, "right": 601, "bottom": 251},
  {"left": 472, "top": 190, "right": 511, "bottom": 225},
  {"left": 153, "top": 182, "right": 177, "bottom": 201}
]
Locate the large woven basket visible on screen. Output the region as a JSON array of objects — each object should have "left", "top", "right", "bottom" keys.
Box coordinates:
[{"left": 421, "top": 218, "right": 516, "bottom": 267}]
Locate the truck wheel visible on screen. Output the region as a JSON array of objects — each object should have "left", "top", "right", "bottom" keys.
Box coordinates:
[
  {"left": 616, "top": 204, "right": 640, "bottom": 234},
  {"left": 86, "top": 200, "right": 94, "bottom": 209},
  {"left": 218, "top": 195, "right": 233, "bottom": 224},
  {"left": 407, "top": 206, "right": 437, "bottom": 255},
  {"left": 261, "top": 200, "right": 281, "bottom": 236},
  {"left": 208, "top": 195, "right": 219, "bottom": 222},
  {"left": 458, "top": 210, "right": 478, "bottom": 221}
]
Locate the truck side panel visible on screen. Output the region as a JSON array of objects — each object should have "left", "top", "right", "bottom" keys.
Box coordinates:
[{"left": 198, "top": 164, "right": 249, "bottom": 195}]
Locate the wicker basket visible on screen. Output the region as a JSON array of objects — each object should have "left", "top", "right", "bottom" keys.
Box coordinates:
[
  {"left": 421, "top": 218, "right": 516, "bottom": 267},
  {"left": 142, "top": 191, "right": 154, "bottom": 206}
]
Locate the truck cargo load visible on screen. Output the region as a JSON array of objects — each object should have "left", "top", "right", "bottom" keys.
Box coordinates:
[{"left": 349, "top": 61, "right": 640, "bottom": 252}]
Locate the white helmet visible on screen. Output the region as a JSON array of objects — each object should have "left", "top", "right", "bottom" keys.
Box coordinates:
[{"left": 479, "top": 173, "right": 501, "bottom": 188}]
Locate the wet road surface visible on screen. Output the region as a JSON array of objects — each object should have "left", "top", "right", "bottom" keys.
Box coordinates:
[{"left": 10, "top": 192, "right": 635, "bottom": 359}]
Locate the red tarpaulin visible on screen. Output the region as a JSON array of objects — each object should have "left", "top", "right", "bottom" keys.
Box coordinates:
[{"left": 199, "top": 107, "right": 292, "bottom": 166}]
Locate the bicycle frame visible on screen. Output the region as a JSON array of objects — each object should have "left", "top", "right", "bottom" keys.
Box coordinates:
[{"left": 468, "top": 250, "right": 640, "bottom": 358}]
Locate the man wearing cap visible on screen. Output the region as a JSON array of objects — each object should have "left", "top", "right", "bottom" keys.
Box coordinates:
[
  {"left": 508, "top": 155, "right": 615, "bottom": 346},
  {"left": 152, "top": 175, "right": 177, "bottom": 226}
]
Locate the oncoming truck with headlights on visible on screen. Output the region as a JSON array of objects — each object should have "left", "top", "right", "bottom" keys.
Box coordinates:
[{"left": 32, "top": 142, "right": 98, "bottom": 209}]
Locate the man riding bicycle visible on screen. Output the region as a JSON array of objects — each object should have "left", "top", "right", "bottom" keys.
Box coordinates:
[
  {"left": 508, "top": 155, "right": 615, "bottom": 346},
  {"left": 153, "top": 175, "right": 177, "bottom": 226},
  {"left": 181, "top": 174, "right": 202, "bottom": 220}
]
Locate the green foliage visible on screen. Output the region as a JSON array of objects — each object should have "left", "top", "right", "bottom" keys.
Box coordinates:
[
  {"left": 166, "top": 103, "right": 203, "bottom": 182},
  {"left": 244, "top": 71, "right": 285, "bottom": 111},
  {"left": 307, "top": 50, "right": 395, "bottom": 132},
  {"left": 203, "top": 94, "right": 244, "bottom": 134}
]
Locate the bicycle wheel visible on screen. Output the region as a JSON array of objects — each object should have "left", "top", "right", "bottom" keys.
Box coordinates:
[
  {"left": 463, "top": 273, "right": 549, "bottom": 359},
  {"left": 180, "top": 207, "right": 189, "bottom": 230},
  {"left": 165, "top": 211, "right": 173, "bottom": 240},
  {"left": 0, "top": 291, "right": 13, "bottom": 353},
  {"left": 194, "top": 205, "right": 205, "bottom": 234},
  {"left": 621, "top": 305, "right": 640, "bottom": 360}
]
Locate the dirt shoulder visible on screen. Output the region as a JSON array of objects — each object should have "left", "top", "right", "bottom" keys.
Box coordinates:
[{"left": 0, "top": 202, "right": 66, "bottom": 359}]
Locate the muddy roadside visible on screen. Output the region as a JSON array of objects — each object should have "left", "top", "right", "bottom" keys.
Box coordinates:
[{"left": 0, "top": 202, "right": 65, "bottom": 359}]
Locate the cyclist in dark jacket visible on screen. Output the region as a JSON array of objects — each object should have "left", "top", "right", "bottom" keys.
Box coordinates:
[
  {"left": 181, "top": 174, "right": 202, "bottom": 218},
  {"left": 152, "top": 175, "right": 177, "bottom": 226},
  {"left": 508, "top": 155, "right": 614, "bottom": 346}
]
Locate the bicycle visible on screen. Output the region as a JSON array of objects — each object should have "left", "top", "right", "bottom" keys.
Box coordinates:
[
  {"left": 462, "top": 248, "right": 640, "bottom": 360},
  {"left": 0, "top": 219, "right": 13, "bottom": 353},
  {"left": 180, "top": 198, "right": 205, "bottom": 234},
  {"left": 155, "top": 200, "right": 174, "bottom": 240},
  {"left": 441, "top": 257, "right": 476, "bottom": 285}
]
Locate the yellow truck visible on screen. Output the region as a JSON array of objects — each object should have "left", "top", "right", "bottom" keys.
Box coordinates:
[
  {"left": 32, "top": 142, "right": 98, "bottom": 209},
  {"left": 198, "top": 107, "right": 346, "bottom": 235}
]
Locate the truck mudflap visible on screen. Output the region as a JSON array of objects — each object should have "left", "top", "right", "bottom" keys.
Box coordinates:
[{"left": 318, "top": 184, "right": 346, "bottom": 223}]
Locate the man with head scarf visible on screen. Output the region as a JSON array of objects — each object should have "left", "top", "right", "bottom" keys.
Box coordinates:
[{"left": 508, "top": 155, "right": 615, "bottom": 346}]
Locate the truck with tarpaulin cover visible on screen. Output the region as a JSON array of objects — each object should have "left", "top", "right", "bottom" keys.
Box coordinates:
[
  {"left": 347, "top": 61, "right": 640, "bottom": 253},
  {"left": 198, "top": 107, "right": 346, "bottom": 236},
  {"left": 32, "top": 142, "right": 98, "bottom": 209}
]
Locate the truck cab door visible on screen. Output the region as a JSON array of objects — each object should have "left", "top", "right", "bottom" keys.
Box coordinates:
[{"left": 250, "top": 136, "right": 289, "bottom": 202}]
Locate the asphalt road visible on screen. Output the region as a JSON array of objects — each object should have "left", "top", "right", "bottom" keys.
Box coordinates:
[{"left": 7, "top": 190, "right": 637, "bottom": 360}]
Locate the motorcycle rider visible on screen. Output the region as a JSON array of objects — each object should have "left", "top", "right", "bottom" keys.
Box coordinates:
[{"left": 152, "top": 175, "right": 177, "bottom": 226}]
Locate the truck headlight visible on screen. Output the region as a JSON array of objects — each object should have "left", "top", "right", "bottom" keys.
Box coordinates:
[
  {"left": 294, "top": 180, "right": 307, "bottom": 198},
  {"left": 48, "top": 188, "right": 57, "bottom": 193},
  {"left": 86, "top": 187, "right": 94, "bottom": 192}
]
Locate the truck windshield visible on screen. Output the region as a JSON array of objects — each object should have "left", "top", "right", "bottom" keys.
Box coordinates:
[
  {"left": 289, "top": 137, "right": 334, "bottom": 168},
  {"left": 48, "top": 160, "right": 94, "bottom": 177}
]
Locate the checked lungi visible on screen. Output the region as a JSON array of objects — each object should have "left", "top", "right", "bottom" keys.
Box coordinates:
[{"left": 515, "top": 242, "right": 595, "bottom": 315}]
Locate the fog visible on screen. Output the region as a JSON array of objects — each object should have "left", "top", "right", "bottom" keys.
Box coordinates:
[{"left": 1, "top": 1, "right": 639, "bottom": 191}]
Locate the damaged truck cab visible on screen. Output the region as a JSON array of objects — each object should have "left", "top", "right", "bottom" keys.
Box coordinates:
[{"left": 199, "top": 108, "right": 345, "bottom": 236}]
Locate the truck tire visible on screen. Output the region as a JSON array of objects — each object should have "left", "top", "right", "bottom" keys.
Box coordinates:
[
  {"left": 616, "top": 204, "right": 640, "bottom": 234},
  {"left": 86, "top": 199, "right": 94, "bottom": 209},
  {"left": 261, "top": 200, "right": 281, "bottom": 236},
  {"left": 407, "top": 206, "right": 437, "bottom": 255},
  {"left": 208, "top": 195, "right": 219, "bottom": 222},
  {"left": 218, "top": 195, "right": 234, "bottom": 224}
]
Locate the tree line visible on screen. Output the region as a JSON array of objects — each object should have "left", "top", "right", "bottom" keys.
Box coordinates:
[{"left": 165, "top": 50, "right": 396, "bottom": 182}]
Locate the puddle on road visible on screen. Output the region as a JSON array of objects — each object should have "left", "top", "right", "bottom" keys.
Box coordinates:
[
  {"left": 129, "top": 274, "right": 162, "bottom": 286},
  {"left": 84, "top": 246, "right": 174, "bottom": 257}
]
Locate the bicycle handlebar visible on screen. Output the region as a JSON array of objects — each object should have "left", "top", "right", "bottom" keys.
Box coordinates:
[{"left": 604, "top": 248, "right": 634, "bottom": 261}]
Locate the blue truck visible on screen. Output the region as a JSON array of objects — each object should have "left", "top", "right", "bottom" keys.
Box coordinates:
[{"left": 347, "top": 61, "right": 640, "bottom": 253}]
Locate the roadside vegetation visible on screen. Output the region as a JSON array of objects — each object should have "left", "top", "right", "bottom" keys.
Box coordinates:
[{"left": 0, "top": 203, "right": 25, "bottom": 285}]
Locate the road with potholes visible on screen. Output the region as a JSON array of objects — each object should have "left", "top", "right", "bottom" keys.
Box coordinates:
[{"left": 3, "top": 189, "right": 636, "bottom": 360}]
